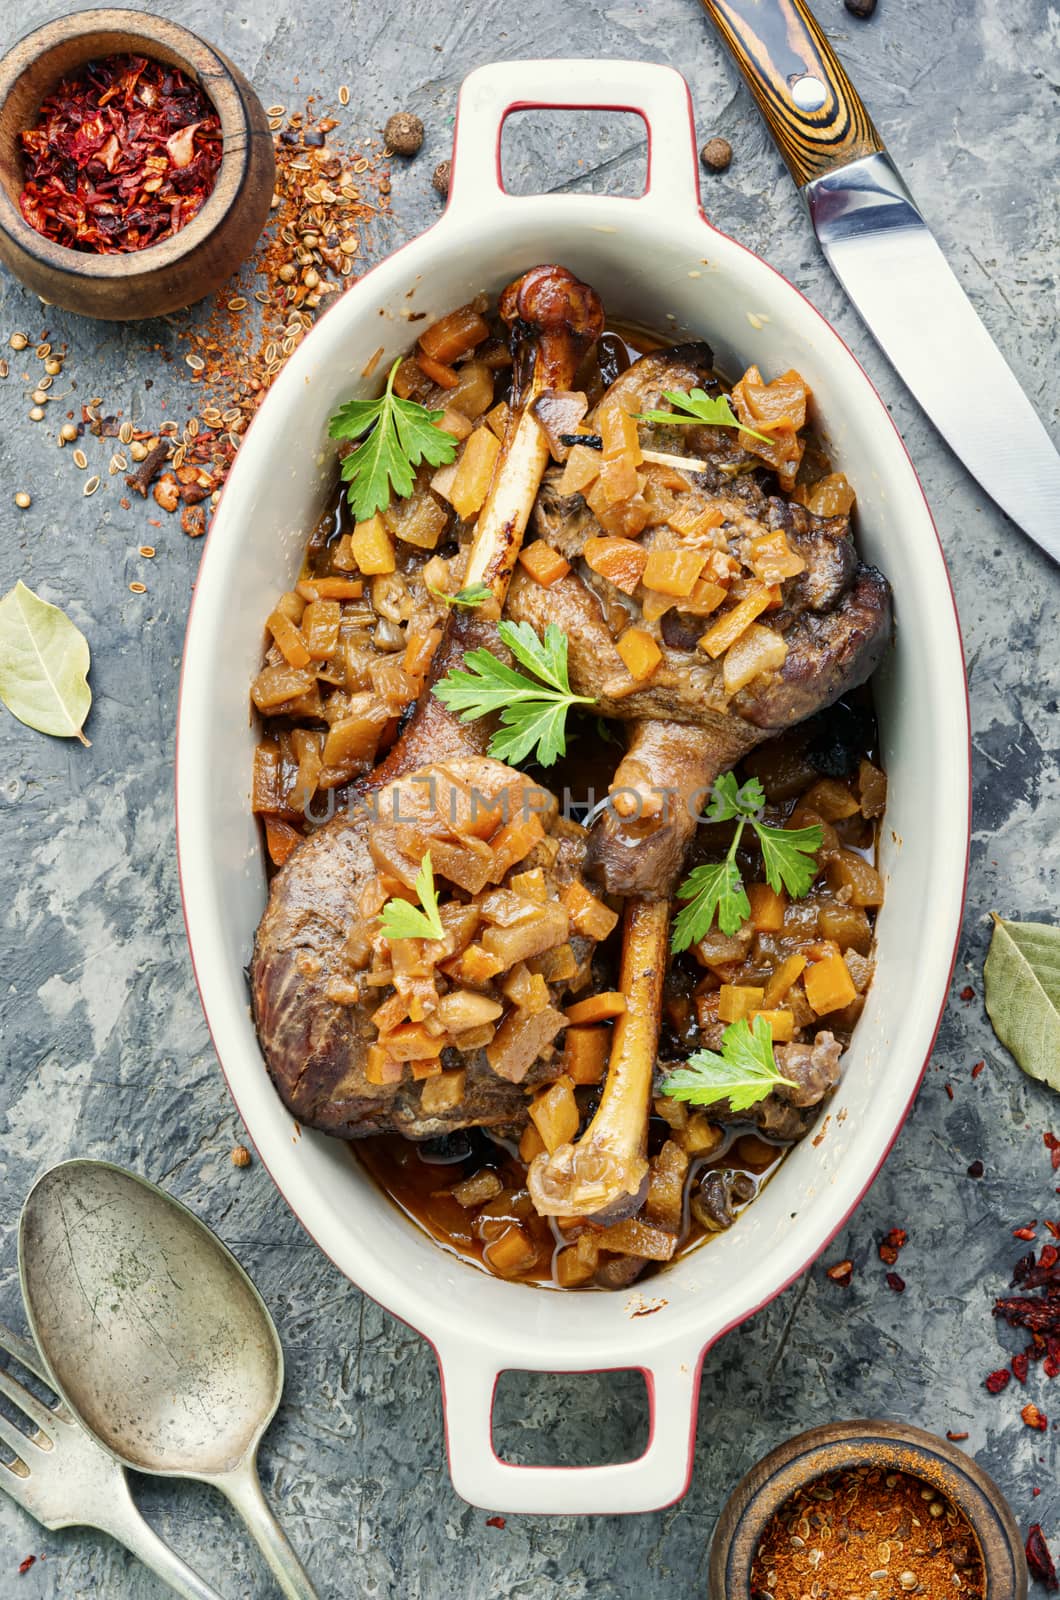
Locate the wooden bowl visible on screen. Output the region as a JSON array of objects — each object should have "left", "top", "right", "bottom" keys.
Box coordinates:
[
  {"left": 0, "top": 8, "right": 275, "bottom": 320},
  {"left": 708, "top": 1419, "right": 1027, "bottom": 1598}
]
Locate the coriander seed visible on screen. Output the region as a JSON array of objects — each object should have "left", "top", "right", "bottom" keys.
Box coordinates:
[
  {"left": 9, "top": 332, "right": 28, "bottom": 351},
  {"left": 231, "top": 1144, "right": 252, "bottom": 1168},
  {"left": 14, "top": 491, "right": 31, "bottom": 509},
  {"left": 28, "top": 405, "right": 45, "bottom": 421}
]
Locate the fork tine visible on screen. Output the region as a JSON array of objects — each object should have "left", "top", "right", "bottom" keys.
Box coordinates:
[
  {"left": 0, "top": 1323, "right": 51, "bottom": 1386},
  {"left": 0, "top": 1364, "right": 58, "bottom": 1439},
  {"left": 0, "top": 1408, "right": 49, "bottom": 1463}
]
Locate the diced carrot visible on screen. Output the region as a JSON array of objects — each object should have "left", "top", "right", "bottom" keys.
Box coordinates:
[
  {"left": 804, "top": 952, "right": 858, "bottom": 1016},
  {"left": 403, "top": 625, "right": 442, "bottom": 677},
  {"left": 418, "top": 305, "right": 490, "bottom": 364},
  {"left": 801, "top": 777, "right": 861, "bottom": 821},
  {"left": 668, "top": 500, "right": 725, "bottom": 537},
  {"left": 301, "top": 599, "right": 342, "bottom": 660},
  {"left": 296, "top": 577, "right": 363, "bottom": 601},
  {"left": 519, "top": 1121, "right": 547, "bottom": 1162},
  {"left": 383, "top": 1024, "right": 447, "bottom": 1061},
  {"left": 365, "top": 1044, "right": 404, "bottom": 1085},
  {"left": 561, "top": 881, "right": 620, "bottom": 940},
  {"left": 415, "top": 350, "right": 460, "bottom": 389},
  {"left": 264, "top": 816, "right": 302, "bottom": 866},
  {"left": 420, "top": 1068, "right": 467, "bottom": 1115},
  {"left": 484, "top": 1223, "right": 538, "bottom": 1279},
  {"left": 718, "top": 985, "right": 766, "bottom": 1023},
  {"left": 762, "top": 955, "right": 807, "bottom": 1009},
  {"left": 585, "top": 455, "right": 641, "bottom": 515},
  {"left": 598, "top": 400, "right": 643, "bottom": 465},
  {"left": 529, "top": 1075, "right": 579, "bottom": 1153},
  {"left": 443, "top": 944, "right": 505, "bottom": 987},
  {"left": 747, "top": 882, "right": 787, "bottom": 932},
  {"left": 562, "top": 1025, "right": 610, "bottom": 1086},
  {"left": 686, "top": 578, "right": 728, "bottom": 616},
  {"left": 747, "top": 529, "right": 806, "bottom": 583},
  {"left": 616, "top": 627, "right": 662, "bottom": 682},
  {"left": 565, "top": 991, "right": 627, "bottom": 1025},
  {"left": 518, "top": 541, "right": 571, "bottom": 587},
  {"left": 750, "top": 1008, "right": 795, "bottom": 1042},
  {"left": 555, "top": 1240, "right": 598, "bottom": 1287},
  {"left": 488, "top": 813, "right": 546, "bottom": 877},
  {"left": 558, "top": 443, "right": 603, "bottom": 496},
  {"left": 510, "top": 867, "right": 547, "bottom": 903},
  {"left": 266, "top": 609, "right": 311, "bottom": 668},
  {"left": 449, "top": 427, "right": 501, "bottom": 520},
  {"left": 583, "top": 535, "right": 648, "bottom": 595},
  {"left": 697, "top": 583, "right": 775, "bottom": 658},
  {"left": 410, "top": 1057, "right": 444, "bottom": 1079},
  {"left": 351, "top": 515, "right": 395, "bottom": 575},
  {"left": 596, "top": 1217, "right": 676, "bottom": 1262},
  {"left": 641, "top": 548, "right": 707, "bottom": 597},
  {"left": 722, "top": 623, "right": 788, "bottom": 694}
]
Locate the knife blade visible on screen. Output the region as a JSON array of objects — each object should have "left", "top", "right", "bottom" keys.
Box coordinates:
[{"left": 698, "top": 0, "right": 1060, "bottom": 562}]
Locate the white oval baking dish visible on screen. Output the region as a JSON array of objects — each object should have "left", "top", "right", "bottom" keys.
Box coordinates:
[{"left": 176, "top": 58, "right": 970, "bottom": 1517}]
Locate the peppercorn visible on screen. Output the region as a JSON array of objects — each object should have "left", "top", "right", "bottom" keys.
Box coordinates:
[
  {"left": 845, "top": 0, "right": 877, "bottom": 15},
  {"left": 432, "top": 159, "right": 451, "bottom": 197},
  {"left": 14, "top": 491, "right": 31, "bottom": 509},
  {"left": 384, "top": 111, "right": 424, "bottom": 156},
  {"left": 700, "top": 137, "right": 732, "bottom": 172},
  {"left": 231, "top": 1144, "right": 252, "bottom": 1168}
]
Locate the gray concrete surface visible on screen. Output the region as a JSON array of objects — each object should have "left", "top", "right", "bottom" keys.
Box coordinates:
[{"left": 0, "top": 0, "right": 1057, "bottom": 1593}]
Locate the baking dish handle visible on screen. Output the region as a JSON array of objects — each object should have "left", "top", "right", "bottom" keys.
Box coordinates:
[
  {"left": 445, "top": 58, "right": 703, "bottom": 224},
  {"left": 435, "top": 1340, "right": 703, "bottom": 1515}
]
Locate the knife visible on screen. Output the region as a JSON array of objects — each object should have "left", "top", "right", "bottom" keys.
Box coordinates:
[{"left": 698, "top": 0, "right": 1060, "bottom": 563}]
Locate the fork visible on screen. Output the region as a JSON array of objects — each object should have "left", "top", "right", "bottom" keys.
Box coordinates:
[{"left": 0, "top": 1321, "right": 226, "bottom": 1600}]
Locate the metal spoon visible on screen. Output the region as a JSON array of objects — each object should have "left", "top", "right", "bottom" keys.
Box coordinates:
[{"left": 18, "top": 1160, "right": 318, "bottom": 1600}]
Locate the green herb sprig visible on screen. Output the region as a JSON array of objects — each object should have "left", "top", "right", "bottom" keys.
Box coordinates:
[
  {"left": 427, "top": 581, "right": 493, "bottom": 609},
  {"left": 670, "top": 772, "right": 823, "bottom": 953},
  {"left": 329, "top": 359, "right": 458, "bottom": 522},
  {"left": 432, "top": 620, "right": 595, "bottom": 769},
  {"left": 660, "top": 1014, "right": 796, "bottom": 1112},
  {"left": 635, "top": 386, "right": 771, "bottom": 445},
  {"left": 377, "top": 852, "right": 445, "bottom": 943}
]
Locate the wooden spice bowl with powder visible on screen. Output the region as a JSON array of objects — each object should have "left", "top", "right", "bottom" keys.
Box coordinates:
[
  {"left": 0, "top": 9, "right": 275, "bottom": 318},
  {"left": 709, "top": 1420, "right": 1027, "bottom": 1599}
]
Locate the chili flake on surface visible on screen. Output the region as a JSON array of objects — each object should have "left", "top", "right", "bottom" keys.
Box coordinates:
[
  {"left": 1027, "top": 1523, "right": 1059, "bottom": 1591},
  {"left": 750, "top": 1465, "right": 985, "bottom": 1599},
  {"left": 19, "top": 56, "right": 222, "bottom": 253}
]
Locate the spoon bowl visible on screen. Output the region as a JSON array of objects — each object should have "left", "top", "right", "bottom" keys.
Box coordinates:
[{"left": 19, "top": 1160, "right": 317, "bottom": 1599}]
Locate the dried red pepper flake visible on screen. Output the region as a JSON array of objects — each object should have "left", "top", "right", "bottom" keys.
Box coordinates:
[
  {"left": 1012, "top": 1351, "right": 1031, "bottom": 1385},
  {"left": 17, "top": 1556, "right": 36, "bottom": 1576},
  {"left": 959, "top": 984, "right": 975, "bottom": 1001},
  {"left": 18, "top": 55, "right": 223, "bottom": 254},
  {"left": 1022, "top": 1401, "right": 1048, "bottom": 1431},
  {"left": 485, "top": 1516, "right": 506, "bottom": 1529},
  {"left": 1027, "top": 1524, "right": 1059, "bottom": 1590},
  {"left": 826, "top": 1258, "right": 854, "bottom": 1287},
  {"left": 885, "top": 1271, "right": 906, "bottom": 1293},
  {"left": 878, "top": 1226, "right": 908, "bottom": 1266},
  {"left": 1013, "top": 1225, "right": 1039, "bottom": 1242},
  {"left": 945, "top": 1430, "right": 970, "bottom": 1441},
  {"left": 1045, "top": 1133, "right": 1060, "bottom": 1172},
  {"left": 967, "top": 1158, "right": 985, "bottom": 1178},
  {"left": 1045, "top": 1355, "right": 1060, "bottom": 1380},
  {"left": 971, "top": 1059, "right": 985, "bottom": 1079},
  {"left": 1045, "top": 1222, "right": 1060, "bottom": 1242},
  {"left": 944, "top": 1082, "right": 955, "bottom": 1100},
  {"left": 985, "top": 1368, "right": 1012, "bottom": 1394}
]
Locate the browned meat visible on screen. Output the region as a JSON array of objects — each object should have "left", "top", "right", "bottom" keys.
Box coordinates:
[{"left": 251, "top": 758, "right": 598, "bottom": 1139}]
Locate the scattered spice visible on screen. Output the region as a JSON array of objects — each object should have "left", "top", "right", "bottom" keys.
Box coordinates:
[
  {"left": 960, "top": 985, "right": 975, "bottom": 1001},
  {"left": 18, "top": 1556, "right": 36, "bottom": 1575},
  {"left": 967, "top": 1159, "right": 985, "bottom": 1178},
  {"left": 1014, "top": 1225, "right": 1038, "bottom": 1242},
  {"left": 14, "top": 492, "right": 30, "bottom": 509},
  {"left": 1022, "top": 1401, "right": 1048, "bottom": 1431},
  {"left": 945, "top": 1082, "right": 954, "bottom": 1100},
  {"left": 844, "top": 0, "right": 878, "bottom": 16},
  {"left": 1045, "top": 1133, "right": 1060, "bottom": 1172},
  {"left": 384, "top": 111, "right": 423, "bottom": 155},
  {"left": 885, "top": 1271, "right": 906, "bottom": 1293},
  {"left": 1027, "top": 1524, "right": 1059, "bottom": 1591},
  {"left": 231, "top": 1144, "right": 252, "bottom": 1168},
  {"left": 19, "top": 56, "right": 222, "bottom": 253},
  {"left": 1013, "top": 1350, "right": 1030, "bottom": 1384},
  {"left": 945, "top": 1430, "right": 970, "bottom": 1442},
  {"left": 750, "top": 1465, "right": 985, "bottom": 1599},
  {"left": 699, "top": 136, "right": 733, "bottom": 172},
  {"left": 971, "top": 1059, "right": 985, "bottom": 1079},
  {"left": 984, "top": 1368, "right": 1011, "bottom": 1394},
  {"left": 432, "top": 158, "right": 451, "bottom": 197},
  {"left": 826, "top": 1258, "right": 854, "bottom": 1286},
  {"left": 879, "top": 1226, "right": 908, "bottom": 1266}
]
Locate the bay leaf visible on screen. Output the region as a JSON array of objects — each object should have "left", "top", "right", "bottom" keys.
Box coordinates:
[
  {"left": 984, "top": 914, "right": 1060, "bottom": 1091},
  {"left": 0, "top": 580, "right": 92, "bottom": 745}
]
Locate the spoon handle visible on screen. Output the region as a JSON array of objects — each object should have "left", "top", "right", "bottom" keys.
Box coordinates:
[{"left": 218, "top": 1456, "right": 318, "bottom": 1600}]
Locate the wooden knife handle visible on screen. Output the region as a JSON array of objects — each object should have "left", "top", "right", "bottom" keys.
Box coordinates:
[{"left": 699, "top": 0, "right": 884, "bottom": 187}]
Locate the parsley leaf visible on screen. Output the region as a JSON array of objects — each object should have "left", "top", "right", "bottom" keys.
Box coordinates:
[
  {"left": 670, "top": 772, "right": 822, "bottom": 952},
  {"left": 432, "top": 621, "right": 595, "bottom": 769},
  {"left": 427, "top": 581, "right": 493, "bottom": 609},
  {"left": 377, "top": 851, "right": 445, "bottom": 942},
  {"left": 329, "top": 359, "right": 458, "bottom": 522},
  {"left": 634, "top": 386, "right": 771, "bottom": 445},
  {"left": 671, "top": 858, "right": 750, "bottom": 951},
  {"left": 660, "top": 1015, "right": 796, "bottom": 1112},
  {"left": 756, "top": 820, "right": 824, "bottom": 899}
]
